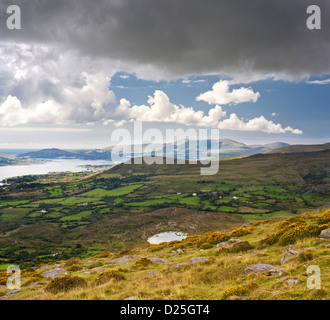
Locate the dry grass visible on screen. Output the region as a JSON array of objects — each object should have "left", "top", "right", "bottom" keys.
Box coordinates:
[{"left": 1, "top": 208, "right": 329, "bottom": 300}]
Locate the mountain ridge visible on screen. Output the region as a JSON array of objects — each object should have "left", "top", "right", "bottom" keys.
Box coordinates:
[
  {"left": 266, "top": 142, "right": 330, "bottom": 154},
  {"left": 17, "top": 139, "right": 290, "bottom": 160}
]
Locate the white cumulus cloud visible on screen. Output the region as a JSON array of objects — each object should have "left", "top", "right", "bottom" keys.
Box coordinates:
[
  {"left": 111, "top": 90, "right": 302, "bottom": 135},
  {"left": 196, "top": 80, "right": 260, "bottom": 105},
  {"left": 112, "top": 90, "right": 227, "bottom": 127},
  {"left": 218, "top": 114, "right": 302, "bottom": 134}
]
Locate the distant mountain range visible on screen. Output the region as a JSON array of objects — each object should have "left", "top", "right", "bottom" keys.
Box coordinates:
[
  {"left": 17, "top": 139, "right": 290, "bottom": 161},
  {"left": 266, "top": 142, "right": 330, "bottom": 154}
]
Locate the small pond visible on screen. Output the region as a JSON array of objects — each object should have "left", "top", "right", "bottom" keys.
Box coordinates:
[{"left": 147, "top": 231, "right": 187, "bottom": 244}]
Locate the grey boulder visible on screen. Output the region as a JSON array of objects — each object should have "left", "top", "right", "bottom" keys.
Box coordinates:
[
  {"left": 242, "top": 264, "right": 284, "bottom": 275},
  {"left": 188, "top": 257, "right": 208, "bottom": 265},
  {"left": 318, "top": 229, "right": 330, "bottom": 239}
]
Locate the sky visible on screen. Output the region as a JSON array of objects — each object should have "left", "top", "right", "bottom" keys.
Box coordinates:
[{"left": 0, "top": 0, "right": 329, "bottom": 149}]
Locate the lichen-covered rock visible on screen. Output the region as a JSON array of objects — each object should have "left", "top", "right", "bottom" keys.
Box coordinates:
[
  {"left": 130, "top": 255, "right": 142, "bottom": 259},
  {"left": 318, "top": 228, "right": 330, "bottom": 239},
  {"left": 280, "top": 246, "right": 301, "bottom": 264},
  {"left": 149, "top": 258, "right": 171, "bottom": 264},
  {"left": 37, "top": 263, "right": 65, "bottom": 273},
  {"left": 104, "top": 256, "right": 132, "bottom": 265},
  {"left": 216, "top": 239, "right": 242, "bottom": 248},
  {"left": 171, "top": 249, "right": 185, "bottom": 255},
  {"left": 188, "top": 257, "right": 208, "bottom": 265},
  {"left": 173, "top": 262, "right": 187, "bottom": 269},
  {"left": 42, "top": 268, "right": 68, "bottom": 279},
  {"left": 286, "top": 279, "right": 299, "bottom": 285},
  {"left": 241, "top": 264, "right": 284, "bottom": 275},
  {"left": 257, "top": 290, "right": 277, "bottom": 295}
]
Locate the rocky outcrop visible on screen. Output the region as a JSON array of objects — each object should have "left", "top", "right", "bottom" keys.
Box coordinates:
[
  {"left": 216, "top": 239, "right": 242, "bottom": 249},
  {"left": 241, "top": 264, "right": 284, "bottom": 275},
  {"left": 188, "top": 257, "right": 208, "bottom": 265},
  {"left": 280, "top": 246, "right": 301, "bottom": 264},
  {"left": 42, "top": 268, "right": 68, "bottom": 279},
  {"left": 37, "top": 263, "right": 65, "bottom": 273},
  {"left": 0, "top": 290, "right": 21, "bottom": 299},
  {"left": 318, "top": 229, "right": 330, "bottom": 239},
  {"left": 149, "top": 258, "right": 171, "bottom": 264},
  {"left": 171, "top": 249, "right": 185, "bottom": 255},
  {"left": 104, "top": 255, "right": 142, "bottom": 265},
  {"left": 104, "top": 256, "right": 132, "bottom": 265},
  {"left": 286, "top": 279, "right": 298, "bottom": 285}
]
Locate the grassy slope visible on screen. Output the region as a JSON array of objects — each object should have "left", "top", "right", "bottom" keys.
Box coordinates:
[
  {"left": 0, "top": 155, "right": 46, "bottom": 167},
  {"left": 1, "top": 208, "right": 329, "bottom": 300},
  {"left": 105, "top": 150, "right": 330, "bottom": 188},
  {"left": 0, "top": 150, "right": 329, "bottom": 267}
]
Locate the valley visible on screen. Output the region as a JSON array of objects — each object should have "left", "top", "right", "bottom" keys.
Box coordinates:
[{"left": 0, "top": 147, "right": 329, "bottom": 270}]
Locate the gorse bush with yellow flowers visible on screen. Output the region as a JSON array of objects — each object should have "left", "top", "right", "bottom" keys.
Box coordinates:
[
  {"left": 200, "top": 242, "right": 213, "bottom": 250},
  {"left": 115, "top": 248, "right": 133, "bottom": 257},
  {"left": 67, "top": 264, "right": 83, "bottom": 272},
  {"left": 94, "top": 251, "right": 112, "bottom": 259},
  {"left": 278, "top": 224, "right": 323, "bottom": 245},
  {"left": 230, "top": 227, "right": 254, "bottom": 237},
  {"left": 45, "top": 276, "right": 87, "bottom": 294},
  {"left": 133, "top": 257, "right": 153, "bottom": 268},
  {"left": 1, "top": 207, "right": 329, "bottom": 300},
  {"left": 317, "top": 210, "right": 330, "bottom": 225},
  {"left": 65, "top": 258, "right": 81, "bottom": 267},
  {"left": 260, "top": 212, "right": 329, "bottom": 246},
  {"left": 230, "top": 240, "right": 253, "bottom": 253},
  {"left": 0, "top": 273, "right": 9, "bottom": 286},
  {"left": 93, "top": 269, "right": 125, "bottom": 286},
  {"left": 148, "top": 242, "right": 168, "bottom": 252},
  {"left": 220, "top": 285, "right": 248, "bottom": 300},
  {"left": 204, "top": 232, "right": 230, "bottom": 245},
  {"left": 87, "top": 261, "right": 103, "bottom": 270}
]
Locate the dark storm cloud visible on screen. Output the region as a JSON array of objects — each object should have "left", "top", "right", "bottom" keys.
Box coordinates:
[{"left": 2, "top": 0, "right": 330, "bottom": 80}]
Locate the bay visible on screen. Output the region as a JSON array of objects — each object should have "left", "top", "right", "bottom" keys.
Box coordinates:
[{"left": 0, "top": 159, "right": 112, "bottom": 182}]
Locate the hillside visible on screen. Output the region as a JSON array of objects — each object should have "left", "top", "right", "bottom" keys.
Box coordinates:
[
  {"left": 0, "top": 149, "right": 329, "bottom": 270},
  {"left": 0, "top": 155, "right": 45, "bottom": 167},
  {"left": 18, "top": 148, "right": 88, "bottom": 159},
  {"left": 266, "top": 142, "right": 330, "bottom": 154},
  {"left": 0, "top": 208, "right": 329, "bottom": 300}
]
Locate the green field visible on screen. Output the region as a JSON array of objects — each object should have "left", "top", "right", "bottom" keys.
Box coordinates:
[
  {"left": 29, "top": 212, "right": 43, "bottom": 218},
  {"left": 45, "top": 211, "right": 63, "bottom": 218},
  {"left": 179, "top": 196, "right": 200, "bottom": 206},
  {"left": 80, "top": 184, "right": 143, "bottom": 198},
  {"left": 0, "top": 200, "right": 30, "bottom": 207},
  {"left": 0, "top": 208, "right": 30, "bottom": 221},
  {"left": 0, "top": 149, "right": 329, "bottom": 268},
  {"left": 114, "top": 197, "right": 124, "bottom": 203},
  {"left": 126, "top": 198, "right": 176, "bottom": 207},
  {"left": 218, "top": 206, "right": 237, "bottom": 213},
  {"left": 0, "top": 263, "right": 12, "bottom": 271},
  {"left": 46, "top": 187, "right": 63, "bottom": 197},
  {"left": 60, "top": 210, "right": 92, "bottom": 221},
  {"left": 60, "top": 197, "right": 102, "bottom": 206}
]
